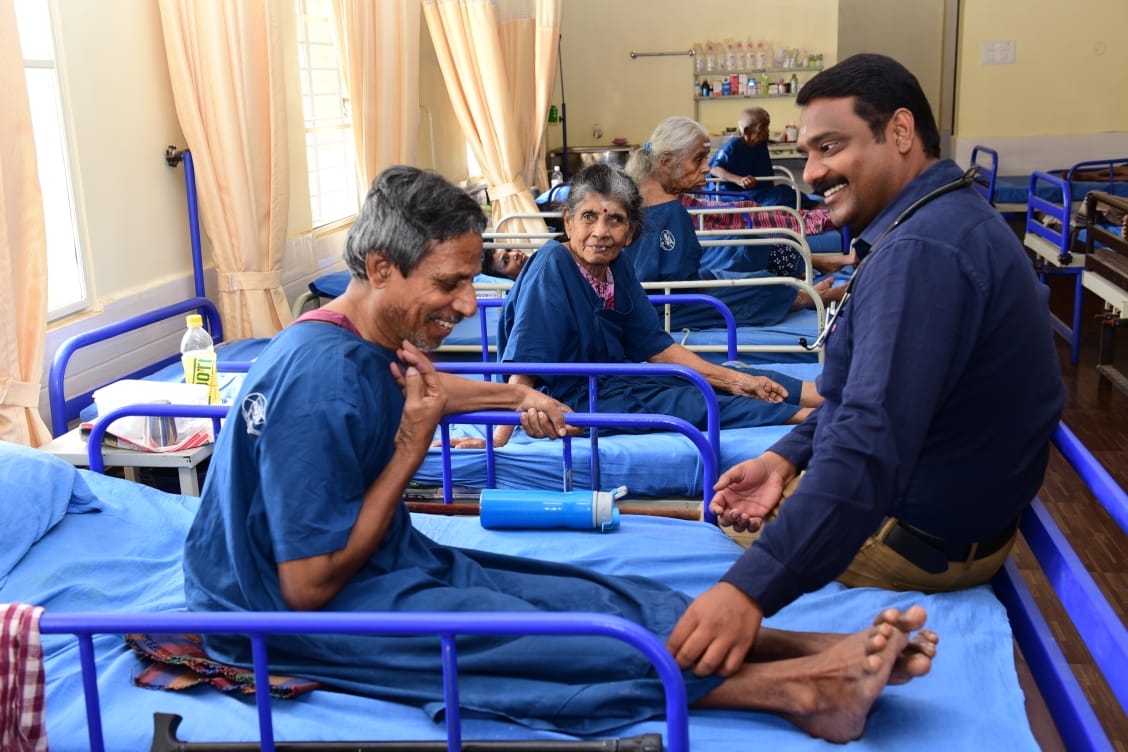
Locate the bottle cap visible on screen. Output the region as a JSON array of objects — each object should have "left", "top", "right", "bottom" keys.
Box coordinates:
[{"left": 186, "top": 314, "right": 203, "bottom": 328}]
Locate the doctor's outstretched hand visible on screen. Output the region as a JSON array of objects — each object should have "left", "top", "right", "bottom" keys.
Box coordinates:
[
  {"left": 667, "top": 582, "right": 763, "bottom": 677},
  {"left": 710, "top": 452, "right": 797, "bottom": 533}
]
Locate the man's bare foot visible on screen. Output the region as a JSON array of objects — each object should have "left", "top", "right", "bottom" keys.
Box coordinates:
[
  {"left": 782, "top": 619, "right": 909, "bottom": 743},
  {"left": 749, "top": 605, "right": 937, "bottom": 686},
  {"left": 871, "top": 606, "right": 938, "bottom": 684}
]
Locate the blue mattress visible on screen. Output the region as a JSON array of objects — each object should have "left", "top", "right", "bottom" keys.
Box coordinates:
[{"left": 0, "top": 452, "right": 1039, "bottom": 751}]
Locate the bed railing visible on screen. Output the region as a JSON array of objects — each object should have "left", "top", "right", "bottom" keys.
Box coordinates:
[
  {"left": 38, "top": 610, "right": 689, "bottom": 752},
  {"left": 434, "top": 361, "right": 721, "bottom": 518},
  {"left": 435, "top": 291, "right": 748, "bottom": 361},
  {"left": 991, "top": 422, "right": 1128, "bottom": 752},
  {"left": 47, "top": 297, "right": 226, "bottom": 437},
  {"left": 83, "top": 361, "right": 723, "bottom": 520}
]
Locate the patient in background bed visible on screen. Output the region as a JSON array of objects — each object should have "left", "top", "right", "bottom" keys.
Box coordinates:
[
  {"left": 709, "top": 106, "right": 804, "bottom": 208},
  {"left": 481, "top": 247, "right": 528, "bottom": 280},
  {"left": 626, "top": 116, "right": 847, "bottom": 330},
  {"left": 183, "top": 165, "right": 936, "bottom": 743}
]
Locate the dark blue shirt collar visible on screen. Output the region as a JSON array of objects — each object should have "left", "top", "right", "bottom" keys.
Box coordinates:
[{"left": 852, "top": 159, "right": 963, "bottom": 261}]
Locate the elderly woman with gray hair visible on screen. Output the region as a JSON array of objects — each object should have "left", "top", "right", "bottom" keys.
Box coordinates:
[
  {"left": 457, "top": 162, "right": 821, "bottom": 450},
  {"left": 625, "top": 116, "right": 844, "bottom": 329}
]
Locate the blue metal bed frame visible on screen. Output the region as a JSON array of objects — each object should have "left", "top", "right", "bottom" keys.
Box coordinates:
[{"left": 1022, "top": 157, "right": 1128, "bottom": 364}]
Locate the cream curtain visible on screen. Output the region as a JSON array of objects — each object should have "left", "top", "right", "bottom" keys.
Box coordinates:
[
  {"left": 0, "top": 0, "right": 51, "bottom": 447},
  {"left": 329, "top": 0, "right": 421, "bottom": 189},
  {"left": 423, "top": 0, "right": 561, "bottom": 233},
  {"left": 158, "top": 0, "right": 292, "bottom": 339}
]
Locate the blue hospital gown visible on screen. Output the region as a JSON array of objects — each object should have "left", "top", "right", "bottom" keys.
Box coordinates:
[
  {"left": 498, "top": 240, "right": 802, "bottom": 428},
  {"left": 709, "top": 136, "right": 801, "bottom": 207},
  {"left": 183, "top": 319, "right": 724, "bottom": 733},
  {"left": 627, "top": 200, "right": 800, "bottom": 328}
]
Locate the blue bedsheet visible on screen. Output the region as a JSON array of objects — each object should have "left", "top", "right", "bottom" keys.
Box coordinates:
[{"left": 0, "top": 461, "right": 1038, "bottom": 751}]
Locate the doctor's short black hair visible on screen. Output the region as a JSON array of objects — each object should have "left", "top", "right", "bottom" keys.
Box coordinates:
[{"left": 797, "top": 53, "right": 941, "bottom": 159}]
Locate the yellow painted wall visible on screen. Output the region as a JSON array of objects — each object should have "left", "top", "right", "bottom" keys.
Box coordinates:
[
  {"left": 956, "top": 0, "right": 1128, "bottom": 138},
  {"left": 550, "top": 0, "right": 839, "bottom": 149}
]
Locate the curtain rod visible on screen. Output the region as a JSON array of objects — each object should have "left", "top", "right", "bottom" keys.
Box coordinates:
[{"left": 629, "top": 49, "right": 694, "bottom": 59}]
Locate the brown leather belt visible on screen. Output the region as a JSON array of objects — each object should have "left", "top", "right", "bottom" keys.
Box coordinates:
[{"left": 882, "top": 519, "right": 1016, "bottom": 575}]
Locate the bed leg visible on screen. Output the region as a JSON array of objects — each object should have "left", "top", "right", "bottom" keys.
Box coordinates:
[{"left": 150, "top": 712, "right": 665, "bottom": 751}]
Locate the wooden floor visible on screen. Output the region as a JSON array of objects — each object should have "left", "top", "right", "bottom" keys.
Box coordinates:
[{"left": 1017, "top": 273, "right": 1128, "bottom": 750}]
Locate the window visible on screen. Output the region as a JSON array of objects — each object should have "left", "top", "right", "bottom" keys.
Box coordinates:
[
  {"left": 15, "top": 0, "right": 88, "bottom": 319},
  {"left": 295, "top": 0, "right": 359, "bottom": 228}
]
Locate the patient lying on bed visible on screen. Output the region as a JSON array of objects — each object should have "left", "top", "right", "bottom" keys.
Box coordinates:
[
  {"left": 183, "top": 165, "right": 936, "bottom": 743},
  {"left": 482, "top": 247, "right": 528, "bottom": 280},
  {"left": 626, "top": 116, "right": 847, "bottom": 329}
]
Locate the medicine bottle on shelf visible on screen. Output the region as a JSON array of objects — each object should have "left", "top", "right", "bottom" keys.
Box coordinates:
[{"left": 180, "top": 314, "right": 219, "bottom": 405}]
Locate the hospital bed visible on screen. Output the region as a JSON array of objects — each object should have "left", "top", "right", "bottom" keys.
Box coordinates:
[
  {"left": 409, "top": 359, "right": 822, "bottom": 503},
  {"left": 292, "top": 233, "right": 829, "bottom": 366},
  {"left": 1021, "top": 157, "right": 1128, "bottom": 363},
  {"left": 45, "top": 292, "right": 820, "bottom": 502},
  {"left": 46, "top": 296, "right": 266, "bottom": 437},
  {"left": 1, "top": 413, "right": 1124, "bottom": 750},
  {"left": 969, "top": 146, "right": 1128, "bottom": 220},
  {"left": 1078, "top": 191, "right": 1128, "bottom": 394},
  {"left": 685, "top": 192, "right": 850, "bottom": 256}
]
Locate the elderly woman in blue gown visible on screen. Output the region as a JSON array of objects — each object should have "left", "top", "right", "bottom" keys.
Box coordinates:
[
  {"left": 625, "top": 116, "right": 849, "bottom": 330},
  {"left": 471, "top": 163, "right": 821, "bottom": 449}
]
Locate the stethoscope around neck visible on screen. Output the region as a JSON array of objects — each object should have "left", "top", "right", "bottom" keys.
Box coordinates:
[{"left": 798, "top": 166, "right": 979, "bottom": 351}]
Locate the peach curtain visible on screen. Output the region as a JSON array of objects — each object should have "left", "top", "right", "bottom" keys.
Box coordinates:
[
  {"left": 329, "top": 0, "right": 420, "bottom": 189},
  {"left": 0, "top": 0, "right": 51, "bottom": 447},
  {"left": 423, "top": 0, "right": 561, "bottom": 233},
  {"left": 158, "top": 0, "right": 292, "bottom": 339}
]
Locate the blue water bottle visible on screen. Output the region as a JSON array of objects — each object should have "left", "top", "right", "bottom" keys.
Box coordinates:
[{"left": 480, "top": 487, "right": 626, "bottom": 532}]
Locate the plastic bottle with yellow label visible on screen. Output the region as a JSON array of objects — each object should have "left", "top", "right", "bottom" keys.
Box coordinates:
[{"left": 179, "top": 314, "right": 219, "bottom": 405}]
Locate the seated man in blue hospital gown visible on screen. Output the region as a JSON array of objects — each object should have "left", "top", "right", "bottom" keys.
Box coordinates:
[{"left": 183, "top": 165, "right": 936, "bottom": 744}]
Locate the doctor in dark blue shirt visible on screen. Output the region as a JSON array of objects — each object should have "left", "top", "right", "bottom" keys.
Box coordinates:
[{"left": 669, "top": 54, "right": 1065, "bottom": 678}]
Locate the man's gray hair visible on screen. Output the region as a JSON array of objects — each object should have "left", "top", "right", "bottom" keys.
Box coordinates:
[{"left": 343, "top": 165, "right": 487, "bottom": 280}]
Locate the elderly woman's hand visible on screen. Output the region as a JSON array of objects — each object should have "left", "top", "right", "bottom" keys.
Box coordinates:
[{"left": 733, "top": 374, "right": 787, "bottom": 403}]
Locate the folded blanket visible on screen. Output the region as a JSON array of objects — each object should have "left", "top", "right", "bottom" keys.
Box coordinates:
[
  {"left": 126, "top": 633, "right": 321, "bottom": 699},
  {"left": 1, "top": 603, "right": 48, "bottom": 752}
]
